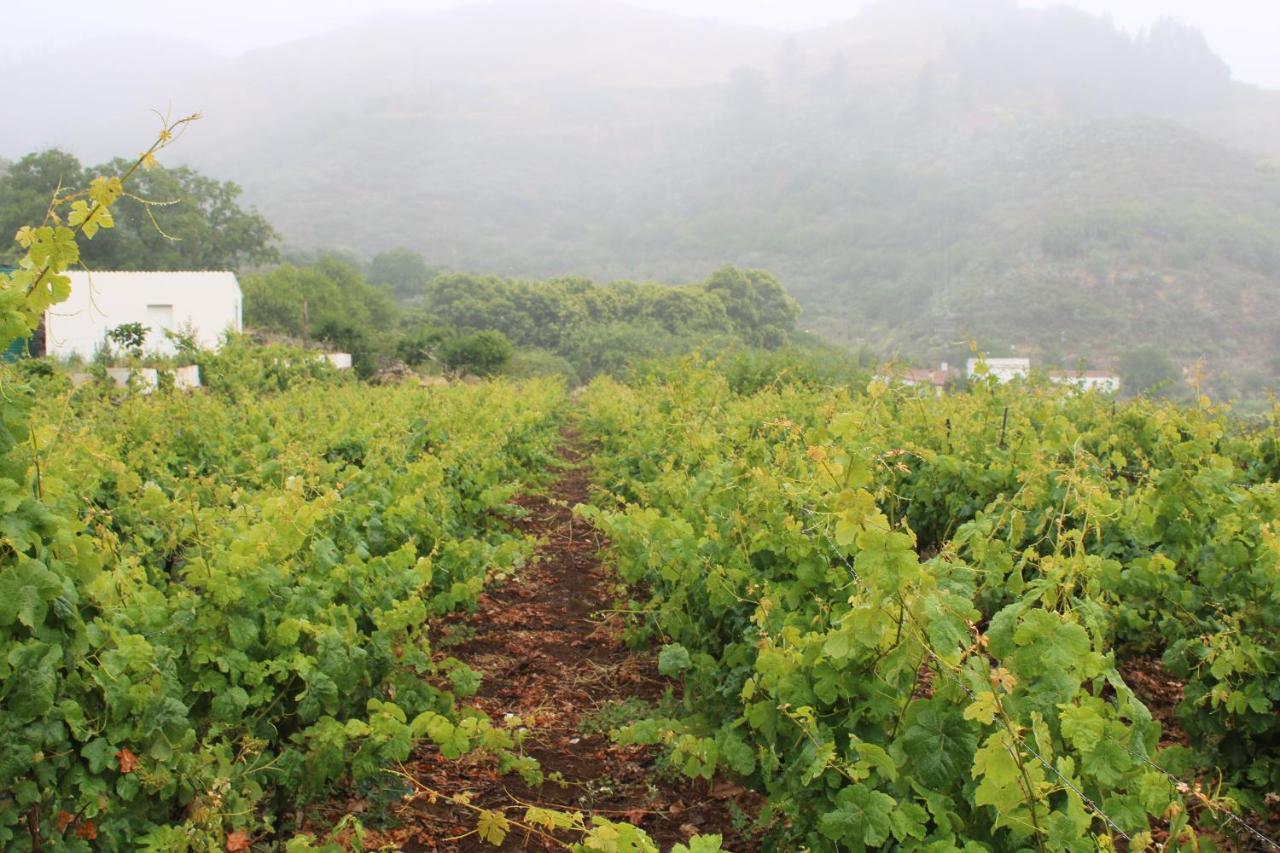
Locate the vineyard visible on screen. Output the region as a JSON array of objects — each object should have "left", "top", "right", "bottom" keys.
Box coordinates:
[
  {"left": 1, "top": 136, "right": 1278, "bottom": 849},
  {"left": 575, "top": 362, "right": 1280, "bottom": 851},
  {"left": 1, "top": 368, "right": 570, "bottom": 849},
  {"left": 2, "top": 30, "right": 1278, "bottom": 844},
  {"left": 1, "top": 347, "right": 1278, "bottom": 850}
]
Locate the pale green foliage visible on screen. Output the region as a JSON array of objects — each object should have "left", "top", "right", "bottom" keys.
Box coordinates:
[{"left": 574, "top": 360, "right": 1277, "bottom": 849}]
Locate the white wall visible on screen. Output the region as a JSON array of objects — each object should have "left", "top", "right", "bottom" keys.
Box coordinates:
[
  {"left": 46, "top": 271, "right": 242, "bottom": 359},
  {"left": 1051, "top": 373, "right": 1121, "bottom": 393},
  {"left": 966, "top": 358, "right": 1031, "bottom": 383}
]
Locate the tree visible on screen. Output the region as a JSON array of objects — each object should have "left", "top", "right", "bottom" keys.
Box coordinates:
[
  {"left": 106, "top": 322, "right": 148, "bottom": 359},
  {"left": 0, "top": 150, "right": 86, "bottom": 265},
  {"left": 703, "top": 266, "right": 800, "bottom": 349},
  {"left": 240, "top": 257, "right": 398, "bottom": 375},
  {"left": 440, "top": 330, "right": 513, "bottom": 376},
  {"left": 242, "top": 258, "right": 395, "bottom": 338},
  {"left": 650, "top": 286, "right": 729, "bottom": 336},
  {"left": 0, "top": 149, "right": 278, "bottom": 270},
  {"left": 396, "top": 323, "right": 451, "bottom": 366},
  {"left": 368, "top": 249, "right": 439, "bottom": 301},
  {"left": 83, "top": 159, "right": 278, "bottom": 270},
  {"left": 1119, "top": 344, "right": 1181, "bottom": 397}
]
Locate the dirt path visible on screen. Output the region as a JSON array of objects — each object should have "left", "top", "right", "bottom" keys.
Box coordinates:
[{"left": 357, "top": 429, "right": 758, "bottom": 851}]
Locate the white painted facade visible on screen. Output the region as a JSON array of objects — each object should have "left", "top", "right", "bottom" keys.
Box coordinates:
[
  {"left": 1049, "top": 371, "right": 1121, "bottom": 393},
  {"left": 101, "top": 365, "right": 202, "bottom": 393},
  {"left": 967, "top": 358, "right": 1031, "bottom": 383},
  {"left": 45, "top": 271, "right": 242, "bottom": 360}
]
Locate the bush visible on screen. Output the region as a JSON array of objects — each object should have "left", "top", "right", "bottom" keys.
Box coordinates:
[
  {"left": 1119, "top": 344, "right": 1182, "bottom": 397},
  {"left": 396, "top": 324, "right": 452, "bottom": 367},
  {"left": 195, "top": 336, "right": 350, "bottom": 396},
  {"left": 439, "top": 330, "right": 513, "bottom": 376},
  {"left": 717, "top": 345, "right": 869, "bottom": 394},
  {"left": 505, "top": 347, "right": 579, "bottom": 384}
]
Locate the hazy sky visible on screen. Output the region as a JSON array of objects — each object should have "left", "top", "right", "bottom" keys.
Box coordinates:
[{"left": 15, "top": 0, "right": 1280, "bottom": 88}]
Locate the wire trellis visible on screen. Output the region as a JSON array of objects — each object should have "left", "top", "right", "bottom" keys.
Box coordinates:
[{"left": 797, "top": 503, "right": 1280, "bottom": 850}]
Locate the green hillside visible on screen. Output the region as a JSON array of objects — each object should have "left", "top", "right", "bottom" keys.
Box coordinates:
[{"left": 6, "top": 0, "right": 1280, "bottom": 393}]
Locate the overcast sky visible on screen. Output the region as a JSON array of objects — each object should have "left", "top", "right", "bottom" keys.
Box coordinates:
[{"left": 15, "top": 0, "right": 1280, "bottom": 88}]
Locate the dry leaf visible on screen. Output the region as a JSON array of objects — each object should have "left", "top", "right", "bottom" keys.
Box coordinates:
[{"left": 116, "top": 748, "right": 139, "bottom": 774}]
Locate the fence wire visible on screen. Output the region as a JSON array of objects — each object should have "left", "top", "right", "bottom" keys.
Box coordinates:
[{"left": 799, "top": 504, "right": 1280, "bottom": 850}]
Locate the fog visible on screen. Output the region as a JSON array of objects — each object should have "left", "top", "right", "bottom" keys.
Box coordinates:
[
  {"left": 7, "top": 0, "right": 1280, "bottom": 397},
  {"left": 15, "top": 0, "right": 1280, "bottom": 88}
]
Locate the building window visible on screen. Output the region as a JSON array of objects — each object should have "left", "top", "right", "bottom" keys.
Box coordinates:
[
  {"left": 146, "top": 304, "right": 175, "bottom": 330},
  {"left": 146, "top": 304, "right": 175, "bottom": 352}
]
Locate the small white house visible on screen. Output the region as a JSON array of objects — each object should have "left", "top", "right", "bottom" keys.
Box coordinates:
[
  {"left": 1049, "top": 370, "right": 1121, "bottom": 393},
  {"left": 44, "top": 271, "right": 242, "bottom": 360},
  {"left": 322, "top": 353, "right": 353, "bottom": 370},
  {"left": 876, "top": 362, "right": 955, "bottom": 397},
  {"left": 967, "top": 358, "right": 1031, "bottom": 383}
]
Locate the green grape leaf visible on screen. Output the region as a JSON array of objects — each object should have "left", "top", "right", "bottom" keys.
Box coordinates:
[
  {"left": 81, "top": 737, "right": 116, "bottom": 774},
  {"left": 901, "top": 702, "right": 976, "bottom": 789},
  {"left": 1059, "top": 703, "right": 1105, "bottom": 752},
  {"left": 671, "top": 835, "right": 724, "bottom": 853},
  {"left": 476, "top": 809, "right": 509, "bottom": 846},
  {"left": 818, "top": 783, "right": 895, "bottom": 848},
  {"left": 963, "top": 692, "right": 999, "bottom": 726},
  {"left": 658, "top": 643, "right": 691, "bottom": 677},
  {"left": 888, "top": 801, "right": 929, "bottom": 842}
]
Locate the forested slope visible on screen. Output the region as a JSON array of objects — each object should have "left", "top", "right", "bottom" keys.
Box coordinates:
[{"left": 6, "top": 0, "right": 1280, "bottom": 388}]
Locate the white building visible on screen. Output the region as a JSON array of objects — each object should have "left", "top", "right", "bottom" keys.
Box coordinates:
[
  {"left": 966, "top": 358, "right": 1031, "bottom": 383},
  {"left": 1049, "top": 370, "right": 1121, "bottom": 393},
  {"left": 323, "top": 353, "right": 354, "bottom": 370},
  {"left": 44, "top": 271, "right": 242, "bottom": 360},
  {"left": 876, "top": 362, "right": 955, "bottom": 397}
]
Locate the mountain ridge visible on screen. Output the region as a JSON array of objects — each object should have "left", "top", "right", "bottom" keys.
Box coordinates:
[{"left": 6, "top": 0, "right": 1280, "bottom": 393}]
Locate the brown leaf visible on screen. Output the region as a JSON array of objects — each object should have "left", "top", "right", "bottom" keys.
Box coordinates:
[
  {"left": 57, "top": 811, "right": 75, "bottom": 833},
  {"left": 75, "top": 821, "right": 97, "bottom": 841},
  {"left": 116, "top": 748, "right": 139, "bottom": 774},
  {"left": 712, "top": 781, "right": 747, "bottom": 800},
  {"left": 226, "top": 830, "right": 251, "bottom": 851}
]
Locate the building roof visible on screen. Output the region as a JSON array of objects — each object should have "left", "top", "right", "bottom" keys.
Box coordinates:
[
  {"left": 904, "top": 368, "right": 951, "bottom": 387},
  {"left": 879, "top": 364, "right": 955, "bottom": 387},
  {"left": 63, "top": 270, "right": 241, "bottom": 290}
]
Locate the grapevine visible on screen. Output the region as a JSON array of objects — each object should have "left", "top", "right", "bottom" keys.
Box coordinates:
[{"left": 578, "top": 359, "right": 1280, "bottom": 850}]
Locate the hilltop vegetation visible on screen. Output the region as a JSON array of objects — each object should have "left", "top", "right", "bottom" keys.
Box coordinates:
[
  {"left": 3, "top": 130, "right": 1277, "bottom": 849},
  {"left": 241, "top": 255, "right": 808, "bottom": 381},
  {"left": 5, "top": 0, "right": 1280, "bottom": 392},
  {"left": 0, "top": 150, "right": 277, "bottom": 271},
  {"left": 7, "top": 343, "right": 1279, "bottom": 849}
]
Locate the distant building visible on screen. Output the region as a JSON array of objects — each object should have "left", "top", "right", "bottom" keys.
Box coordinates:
[
  {"left": 877, "top": 362, "right": 956, "bottom": 397},
  {"left": 1048, "top": 369, "right": 1121, "bottom": 393},
  {"left": 43, "top": 271, "right": 242, "bottom": 360},
  {"left": 967, "top": 358, "right": 1030, "bottom": 383}
]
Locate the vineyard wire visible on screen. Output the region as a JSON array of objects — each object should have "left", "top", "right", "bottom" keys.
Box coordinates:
[
  {"left": 804, "top": 503, "right": 1280, "bottom": 851},
  {"left": 802, "top": 505, "right": 1135, "bottom": 841},
  {"left": 1125, "top": 749, "right": 1280, "bottom": 851}
]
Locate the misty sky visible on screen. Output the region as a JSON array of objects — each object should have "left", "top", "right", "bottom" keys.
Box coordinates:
[{"left": 15, "top": 0, "right": 1280, "bottom": 88}]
